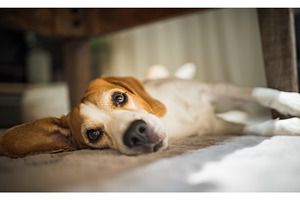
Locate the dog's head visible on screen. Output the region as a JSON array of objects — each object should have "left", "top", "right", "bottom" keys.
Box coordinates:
[
  {"left": 0, "top": 77, "right": 167, "bottom": 157},
  {"left": 68, "top": 76, "right": 167, "bottom": 155}
]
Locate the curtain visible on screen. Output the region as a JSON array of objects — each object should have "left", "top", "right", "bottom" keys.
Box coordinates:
[{"left": 99, "top": 8, "right": 266, "bottom": 88}]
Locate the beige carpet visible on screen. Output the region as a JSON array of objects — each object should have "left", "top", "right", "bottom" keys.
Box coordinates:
[{"left": 0, "top": 134, "right": 230, "bottom": 191}]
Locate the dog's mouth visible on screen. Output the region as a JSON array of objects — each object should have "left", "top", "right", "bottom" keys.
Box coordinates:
[
  {"left": 129, "top": 139, "right": 165, "bottom": 154},
  {"left": 153, "top": 140, "right": 164, "bottom": 152}
]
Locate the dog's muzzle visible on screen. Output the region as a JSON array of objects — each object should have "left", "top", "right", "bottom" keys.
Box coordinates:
[{"left": 123, "top": 119, "right": 164, "bottom": 153}]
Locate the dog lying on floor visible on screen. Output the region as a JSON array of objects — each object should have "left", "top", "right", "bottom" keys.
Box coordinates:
[{"left": 1, "top": 75, "right": 300, "bottom": 157}]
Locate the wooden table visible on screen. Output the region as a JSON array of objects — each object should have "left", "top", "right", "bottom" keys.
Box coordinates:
[{"left": 0, "top": 8, "right": 298, "bottom": 117}]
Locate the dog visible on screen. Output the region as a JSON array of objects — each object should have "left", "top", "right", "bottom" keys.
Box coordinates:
[{"left": 1, "top": 75, "right": 300, "bottom": 157}]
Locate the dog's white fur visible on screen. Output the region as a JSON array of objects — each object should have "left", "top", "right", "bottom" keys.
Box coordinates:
[{"left": 143, "top": 78, "right": 300, "bottom": 139}]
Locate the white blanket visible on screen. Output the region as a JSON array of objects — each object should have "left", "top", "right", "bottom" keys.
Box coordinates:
[{"left": 88, "top": 135, "right": 300, "bottom": 192}]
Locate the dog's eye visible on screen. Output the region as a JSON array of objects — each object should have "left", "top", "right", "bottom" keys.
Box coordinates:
[
  {"left": 86, "top": 129, "right": 103, "bottom": 143},
  {"left": 112, "top": 91, "right": 127, "bottom": 106}
]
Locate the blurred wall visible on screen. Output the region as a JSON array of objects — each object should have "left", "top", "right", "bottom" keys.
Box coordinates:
[{"left": 99, "top": 8, "right": 267, "bottom": 87}]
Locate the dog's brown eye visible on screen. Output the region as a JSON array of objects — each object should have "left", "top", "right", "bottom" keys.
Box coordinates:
[
  {"left": 112, "top": 91, "right": 127, "bottom": 106},
  {"left": 86, "top": 129, "right": 103, "bottom": 143}
]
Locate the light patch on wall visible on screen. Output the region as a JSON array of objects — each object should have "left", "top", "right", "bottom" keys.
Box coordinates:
[{"left": 98, "top": 8, "right": 266, "bottom": 88}]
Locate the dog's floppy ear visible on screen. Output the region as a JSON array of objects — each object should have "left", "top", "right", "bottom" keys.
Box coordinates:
[
  {"left": 103, "top": 76, "right": 167, "bottom": 117},
  {"left": 0, "top": 116, "right": 74, "bottom": 157}
]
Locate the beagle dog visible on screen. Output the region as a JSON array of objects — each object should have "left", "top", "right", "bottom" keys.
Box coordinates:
[{"left": 1, "top": 76, "right": 300, "bottom": 157}]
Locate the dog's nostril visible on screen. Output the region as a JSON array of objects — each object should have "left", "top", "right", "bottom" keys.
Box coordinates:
[
  {"left": 137, "top": 125, "right": 146, "bottom": 134},
  {"left": 131, "top": 137, "right": 142, "bottom": 146}
]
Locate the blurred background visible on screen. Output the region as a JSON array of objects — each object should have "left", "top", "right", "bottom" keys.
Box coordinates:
[{"left": 0, "top": 8, "right": 298, "bottom": 128}]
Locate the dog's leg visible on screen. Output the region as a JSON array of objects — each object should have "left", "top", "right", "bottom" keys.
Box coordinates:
[
  {"left": 252, "top": 88, "right": 300, "bottom": 117},
  {"left": 206, "top": 83, "right": 260, "bottom": 115},
  {"left": 207, "top": 83, "right": 300, "bottom": 117},
  {"left": 213, "top": 115, "right": 300, "bottom": 137},
  {"left": 211, "top": 116, "right": 245, "bottom": 136},
  {"left": 206, "top": 84, "right": 300, "bottom": 136}
]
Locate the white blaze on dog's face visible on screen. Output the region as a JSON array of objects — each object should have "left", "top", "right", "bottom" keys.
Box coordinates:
[{"left": 68, "top": 76, "right": 167, "bottom": 155}]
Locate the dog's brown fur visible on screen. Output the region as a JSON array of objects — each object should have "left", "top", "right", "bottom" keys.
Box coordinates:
[{"left": 0, "top": 76, "right": 166, "bottom": 157}]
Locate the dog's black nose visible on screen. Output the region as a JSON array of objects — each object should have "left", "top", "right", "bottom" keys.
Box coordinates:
[{"left": 123, "top": 120, "right": 149, "bottom": 148}]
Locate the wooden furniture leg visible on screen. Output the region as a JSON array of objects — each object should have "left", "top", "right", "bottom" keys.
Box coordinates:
[
  {"left": 63, "top": 39, "right": 91, "bottom": 109},
  {"left": 257, "top": 8, "right": 299, "bottom": 118}
]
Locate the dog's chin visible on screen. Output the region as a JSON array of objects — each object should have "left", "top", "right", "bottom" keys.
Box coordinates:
[{"left": 118, "top": 138, "right": 168, "bottom": 156}]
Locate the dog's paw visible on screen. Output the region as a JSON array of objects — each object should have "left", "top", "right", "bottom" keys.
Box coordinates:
[
  {"left": 244, "top": 117, "right": 300, "bottom": 136},
  {"left": 252, "top": 88, "right": 300, "bottom": 117},
  {"left": 275, "top": 117, "right": 300, "bottom": 135},
  {"left": 276, "top": 91, "right": 300, "bottom": 116}
]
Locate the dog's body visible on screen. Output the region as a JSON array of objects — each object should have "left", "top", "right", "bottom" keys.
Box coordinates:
[
  {"left": 144, "top": 78, "right": 245, "bottom": 139},
  {"left": 1, "top": 76, "right": 300, "bottom": 157},
  {"left": 145, "top": 78, "right": 300, "bottom": 138}
]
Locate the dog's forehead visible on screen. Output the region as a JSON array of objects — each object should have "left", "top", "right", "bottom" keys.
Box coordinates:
[
  {"left": 89, "top": 78, "right": 133, "bottom": 91},
  {"left": 84, "top": 79, "right": 114, "bottom": 97},
  {"left": 79, "top": 102, "right": 110, "bottom": 122},
  {"left": 82, "top": 78, "right": 132, "bottom": 104}
]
